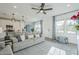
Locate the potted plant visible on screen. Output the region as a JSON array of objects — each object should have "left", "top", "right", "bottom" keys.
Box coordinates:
[
  {"left": 71, "top": 12, "right": 79, "bottom": 54},
  {"left": 31, "top": 28, "right": 34, "bottom": 32},
  {"left": 75, "top": 24, "right": 79, "bottom": 30}
]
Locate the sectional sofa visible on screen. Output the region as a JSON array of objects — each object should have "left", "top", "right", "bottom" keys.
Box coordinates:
[
  {"left": 0, "top": 32, "right": 45, "bottom": 55},
  {"left": 13, "top": 37, "right": 44, "bottom": 52}
]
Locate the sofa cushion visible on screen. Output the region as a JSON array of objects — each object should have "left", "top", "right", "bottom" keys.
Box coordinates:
[
  {"left": 0, "top": 32, "right": 5, "bottom": 41},
  {"left": 0, "top": 45, "right": 13, "bottom": 55},
  {"left": 0, "top": 41, "right": 5, "bottom": 49},
  {"left": 16, "top": 35, "right": 22, "bottom": 42},
  {"left": 10, "top": 37, "right": 18, "bottom": 43},
  {"left": 35, "top": 34, "right": 40, "bottom": 38},
  {"left": 0, "top": 38, "right": 4, "bottom": 42},
  {"left": 28, "top": 34, "right": 34, "bottom": 39},
  {"left": 0, "top": 32, "right": 6, "bottom": 38},
  {"left": 20, "top": 34, "right": 25, "bottom": 41}
]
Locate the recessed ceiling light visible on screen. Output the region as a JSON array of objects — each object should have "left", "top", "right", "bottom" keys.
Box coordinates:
[
  {"left": 13, "top": 6, "right": 17, "bottom": 8},
  {"left": 67, "top": 4, "right": 71, "bottom": 7}
]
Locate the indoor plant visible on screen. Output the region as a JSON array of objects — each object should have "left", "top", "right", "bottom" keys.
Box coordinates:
[{"left": 71, "top": 12, "right": 79, "bottom": 30}]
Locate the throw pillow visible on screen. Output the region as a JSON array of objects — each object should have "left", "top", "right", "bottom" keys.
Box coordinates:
[
  {"left": 20, "top": 34, "right": 25, "bottom": 41},
  {"left": 16, "top": 35, "right": 22, "bottom": 42},
  {"left": 10, "top": 37, "right": 18, "bottom": 43},
  {"left": 28, "top": 34, "right": 34, "bottom": 39}
]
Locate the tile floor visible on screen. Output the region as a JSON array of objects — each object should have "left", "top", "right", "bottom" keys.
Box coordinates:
[{"left": 14, "top": 39, "right": 77, "bottom": 55}]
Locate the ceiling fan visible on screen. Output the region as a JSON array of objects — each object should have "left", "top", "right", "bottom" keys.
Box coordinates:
[{"left": 32, "top": 3, "right": 53, "bottom": 14}]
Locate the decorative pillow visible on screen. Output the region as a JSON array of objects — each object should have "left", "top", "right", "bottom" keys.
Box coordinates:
[
  {"left": 28, "top": 34, "right": 34, "bottom": 39},
  {"left": 35, "top": 34, "right": 40, "bottom": 38},
  {"left": 0, "top": 32, "right": 6, "bottom": 38},
  {"left": 20, "top": 34, "right": 25, "bottom": 41},
  {"left": 10, "top": 37, "right": 18, "bottom": 43},
  {"left": 0, "top": 32, "right": 6, "bottom": 41},
  {"left": 0, "top": 38, "right": 4, "bottom": 42},
  {"left": 16, "top": 35, "right": 22, "bottom": 42}
]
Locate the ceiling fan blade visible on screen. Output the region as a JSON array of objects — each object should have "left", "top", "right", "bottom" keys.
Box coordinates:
[
  {"left": 43, "top": 8, "right": 53, "bottom": 11},
  {"left": 43, "top": 11, "right": 46, "bottom": 14},
  {"left": 37, "top": 10, "right": 41, "bottom": 14},
  {"left": 32, "top": 8, "right": 39, "bottom": 10}
]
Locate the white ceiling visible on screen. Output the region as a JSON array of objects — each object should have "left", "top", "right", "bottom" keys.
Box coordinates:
[{"left": 0, "top": 3, "right": 79, "bottom": 23}]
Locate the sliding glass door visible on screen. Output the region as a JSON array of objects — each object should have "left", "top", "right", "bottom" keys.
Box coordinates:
[{"left": 56, "top": 19, "right": 77, "bottom": 44}]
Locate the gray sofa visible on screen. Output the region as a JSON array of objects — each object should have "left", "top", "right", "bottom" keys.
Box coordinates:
[
  {"left": 13, "top": 37, "right": 44, "bottom": 52},
  {"left": 0, "top": 45, "right": 13, "bottom": 55},
  {"left": 0, "top": 32, "right": 45, "bottom": 54}
]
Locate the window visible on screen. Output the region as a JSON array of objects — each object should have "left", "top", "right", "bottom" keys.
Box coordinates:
[
  {"left": 66, "top": 20, "right": 76, "bottom": 34},
  {"left": 56, "top": 20, "right": 76, "bottom": 36},
  {"left": 34, "top": 22, "right": 41, "bottom": 33},
  {"left": 56, "top": 20, "right": 64, "bottom": 33}
]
